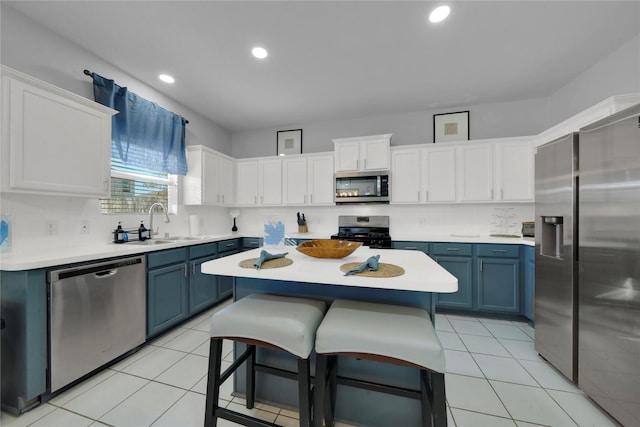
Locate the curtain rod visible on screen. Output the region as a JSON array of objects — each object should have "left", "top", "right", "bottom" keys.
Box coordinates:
[{"left": 83, "top": 69, "right": 189, "bottom": 124}]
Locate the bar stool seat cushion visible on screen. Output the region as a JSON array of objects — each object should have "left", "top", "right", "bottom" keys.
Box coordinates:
[
  {"left": 210, "top": 293, "right": 327, "bottom": 359},
  {"left": 315, "top": 299, "right": 445, "bottom": 373}
]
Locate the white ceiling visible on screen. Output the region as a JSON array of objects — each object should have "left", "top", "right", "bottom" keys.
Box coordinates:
[{"left": 7, "top": 1, "right": 640, "bottom": 132}]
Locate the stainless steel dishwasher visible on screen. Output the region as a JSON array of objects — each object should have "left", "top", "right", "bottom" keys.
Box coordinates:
[{"left": 48, "top": 256, "right": 146, "bottom": 392}]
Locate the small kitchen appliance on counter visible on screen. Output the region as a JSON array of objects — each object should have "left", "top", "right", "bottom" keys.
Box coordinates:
[
  {"left": 330, "top": 215, "right": 392, "bottom": 249},
  {"left": 521, "top": 221, "right": 535, "bottom": 237}
]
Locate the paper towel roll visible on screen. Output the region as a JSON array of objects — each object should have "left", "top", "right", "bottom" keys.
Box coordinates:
[{"left": 189, "top": 215, "right": 201, "bottom": 236}]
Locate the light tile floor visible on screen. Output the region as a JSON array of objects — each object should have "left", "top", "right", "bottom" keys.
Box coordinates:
[{"left": 1, "top": 303, "right": 620, "bottom": 427}]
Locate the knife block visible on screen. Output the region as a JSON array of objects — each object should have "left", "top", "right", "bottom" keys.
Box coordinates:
[{"left": 298, "top": 223, "right": 308, "bottom": 233}]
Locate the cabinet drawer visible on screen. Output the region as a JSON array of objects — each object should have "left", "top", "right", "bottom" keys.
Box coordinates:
[
  {"left": 432, "top": 243, "right": 473, "bottom": 256},
  {"left": 393, "top": 241, "right": 430, "bottom": 253},
  {"left": 218, "top": 239, "right": 240, "bottom": 254},
  {"left": 476, "top": 244, "right": 519, "bottom": 258},
  {"left": 147, "top": 248, "right": 188, "bottom": 269},
  {"left": 189, "top": 242, "right": 218, "bottom": 259},
  {"left": 242, "top": 237, "right": 261, "bottom": 249}
]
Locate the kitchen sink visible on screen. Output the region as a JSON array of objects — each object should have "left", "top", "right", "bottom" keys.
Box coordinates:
[
  {"left": 130, "top": 239, "right": 173, "bottom": 245},
  {"left": 163, "top": 236, "right": 202, "bottom": 241}
]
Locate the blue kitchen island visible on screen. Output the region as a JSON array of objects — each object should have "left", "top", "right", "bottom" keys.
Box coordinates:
[{"left": 202, "top": 246, "right": 457, "bottom": 426}]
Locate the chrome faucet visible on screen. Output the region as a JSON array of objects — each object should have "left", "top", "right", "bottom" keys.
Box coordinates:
[{"left": 148, "top": 203, "right": 170, "bottom": 237}]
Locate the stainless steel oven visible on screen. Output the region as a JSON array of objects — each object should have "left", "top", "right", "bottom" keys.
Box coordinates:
[{"left": 335, "top": 171, "right": 390, "bottom": 204}]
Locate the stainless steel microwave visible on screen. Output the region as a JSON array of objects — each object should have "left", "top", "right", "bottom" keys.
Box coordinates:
[{"left": 335, "top": 171, "right": 390, "bottom": 204}]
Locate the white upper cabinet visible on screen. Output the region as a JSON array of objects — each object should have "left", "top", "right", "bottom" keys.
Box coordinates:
[
  {"left": 391, "top": 148, "right": 420, "bottom": 203},
  {"left": 422, "top": 146, "right": 456, "bottom": 202},
  {"left": 391, "top": 145, "right": 456, "bottom": 204},
  {"left": 1, "top": 66, "right": 115, "bottom": 197},
  {"left": 235, "top": 157, "right": 282, "bottom": 206},
  {"left": 333, "top": 133, "right": 391, "bottom": 172},
  {"left": 494, "top": 138, "right": 534, "bottom": 201},
  {"left": 183, "top": 145, "right": 234, "bottom": 206},
  {"left": 283, "top": 153, "right": 334, "bottom": 206},
  {"left": 282, "top": 156, "right": 308, "bottom": 205},
  {"left": 457, "top": 143, "right": 494, "bottom": 202}
]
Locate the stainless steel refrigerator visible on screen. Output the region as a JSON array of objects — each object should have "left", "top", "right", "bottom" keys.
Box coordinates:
[
  {"left": 534, "top": 132, "right": 578, "bottom": 383},
  {"left": 577, "top": 103, "right": 640, "bottom": 427},
  {"left": 535, "top": 104, "right": 640, "bottom": 425}
]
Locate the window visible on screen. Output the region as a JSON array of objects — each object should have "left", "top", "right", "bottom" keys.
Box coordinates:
[{"left": 100, "top": 157, "right": 177, "bottom": 214}]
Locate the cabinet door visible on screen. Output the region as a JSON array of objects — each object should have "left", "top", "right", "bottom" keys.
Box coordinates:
[
  {"left": 4, "top": 76, "right": 112, "bottom": 196},
  {"left": 422, "top": 147, "right": 456, "bottom": 202},
  {"left": 434, "top": 256, "right": 474, "bottom": 309},
  {"left": 334, "top": 141, "right": 360, "bottom": 172},
  {"left": 523, "top": 246, "right": 535, "bottom": 321},
  {"left": 495, "top": 140, "right": 534, "bottom": 201},
  {"left": 391, "top": 149, "right": 421, "bottom": 203},
  {"left": 361, "top": 138, "right": 390, "bottom": 170},
  {"left": 235, "top": 160, "right": 258, "bottom": 206},
  {"left": 218, "top": 155, "right": 234, "bottom": 205},
  {"left": 202, "top": 150, "right": 219, "bottom": 204},
  {"left": 147, "top": 263, "right": 188, "bottom": 337},
  {"left": 189, "top": 255, "right": 218, "bottom": 314},
  {"left": 458, "top": 144, "right": 493, "bottom": 202},
  {"left": 259, "top": 158, "right": 282, "bottom": 205},
  {"left": 282, "top": 156, "right": 308, "bottom": 205},
  {"left": 477, "top": 258, "right": 520, "bottom": 313},
  {"left": 308, "top": 154, "right": 334, "bottom": 205},
  {"left": 217, "top": 249, "right": 240, "bottom": 300}
]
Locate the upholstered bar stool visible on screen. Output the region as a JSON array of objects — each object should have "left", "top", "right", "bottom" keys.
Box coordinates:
[
  {"left": 204, "top": 293, "right": 327, "bottom": 427},
  {"left": 313, "top": 299, "right": 447, "bottom": 427}
]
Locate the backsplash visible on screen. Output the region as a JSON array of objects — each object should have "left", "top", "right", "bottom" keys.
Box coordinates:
[
  {"left": 0, "top": 192, "right": 533, "bottom": 255},
  {"left": 0, "top": 193, "right": 234, "bottom": 254}
]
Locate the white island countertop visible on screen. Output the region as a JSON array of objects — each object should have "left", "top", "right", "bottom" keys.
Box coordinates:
[{"left": 201, "top": 246, "right": 458, "bottom": 294}]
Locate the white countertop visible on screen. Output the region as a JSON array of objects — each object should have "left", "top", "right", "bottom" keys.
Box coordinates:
[
  {"left": 0, "top": 234, "right": 241, "bottom": 271},
  {"left": 201, "top": 246, "right": 458, "bottom": 294},
  {"left": 0, "top": 232, "right": 533, "bottom": 272}
]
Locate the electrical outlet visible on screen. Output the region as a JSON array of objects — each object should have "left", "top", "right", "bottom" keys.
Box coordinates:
[
  {"left": 46, "top": 220, "right": 58, "bottom": 235},
  {"left": 80, "top": 220, "right": 90, "bottom": 234}
]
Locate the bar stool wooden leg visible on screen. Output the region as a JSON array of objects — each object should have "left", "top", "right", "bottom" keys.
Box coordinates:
[
  {"left": 432, "top": 372, "right": 446, "bottom": 427},
  {"left": 205, "top": 338, "right": 223, "bottom": 427},
  {"left": 298, "top": 358, "right": 312, "bottom": 427},
  {"left": 420, "top": 370, "right": 433, "bottom": 427},
  {"left": 326, "top": 356, "right": 338, "bottom": 427},
  {"left": 246, "top": 345, "right": 256, "bottom": 409},
  {"left": 313, "top": 354, "right": 327, "bottom": 427}
]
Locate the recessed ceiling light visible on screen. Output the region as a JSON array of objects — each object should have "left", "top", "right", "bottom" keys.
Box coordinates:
[
  {"left": 252, "top": 47, "right": 268, "bottom": 59},
  {"left": 429, "top": 5, "right": 450, "bottom": 23},
  {"left": 159, "top": 74, "right": 175, "bottom": 84}
]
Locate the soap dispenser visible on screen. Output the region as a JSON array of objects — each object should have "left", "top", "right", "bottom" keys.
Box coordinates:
[
  {"left": 114, "top": 222, "right": 125, "bottom": 244},
  {"left": 138, "top": 221, "right": 150, "bottom": 241}
]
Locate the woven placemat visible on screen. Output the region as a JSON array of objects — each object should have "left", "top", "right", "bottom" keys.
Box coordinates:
[
  {"left": 239, "top": 257, "right": 293, "bottom": 269},
  {"left": 339, "top": 262, "right": 405, "bottom": 278}
]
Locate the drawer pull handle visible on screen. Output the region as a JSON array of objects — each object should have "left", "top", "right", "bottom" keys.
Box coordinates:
[
  {"left": 447, "top": 248, "right": 460, "bottom": 251},
  {"left": 405, "top": 246, "right": 417, "bottom": 250},
  {"left": 226, "top": 243, "right": 234, "bottom": 247},
  {"left": 492, "top": 249, "right": 507, "bottom": 253}
]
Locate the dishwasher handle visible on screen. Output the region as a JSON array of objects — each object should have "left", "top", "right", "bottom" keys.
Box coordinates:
[{"left": 94, "top": 269, "right": 118, "bottom": 279}]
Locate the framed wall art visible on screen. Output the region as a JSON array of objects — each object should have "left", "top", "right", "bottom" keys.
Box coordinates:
[
  {"left": 433, "top": 111, "right": 469, "bottom": 143},
  {"left": 277, "top": 129, "right": 303, "bottom": 155}
]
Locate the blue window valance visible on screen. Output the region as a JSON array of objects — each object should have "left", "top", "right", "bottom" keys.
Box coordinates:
[{"left": 92, "top": 73, "right": 187, "bottom": 176}]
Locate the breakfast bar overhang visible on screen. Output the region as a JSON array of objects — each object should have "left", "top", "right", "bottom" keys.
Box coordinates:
[{"left": 202, "top": 246, "right": 457, "bottom": 426}]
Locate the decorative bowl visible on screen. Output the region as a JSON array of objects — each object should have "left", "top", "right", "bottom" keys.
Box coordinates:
[{"left": 296, "top": 239, "right": 362, "bottom": 259}]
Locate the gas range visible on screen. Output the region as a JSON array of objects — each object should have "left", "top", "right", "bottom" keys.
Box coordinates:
[{"left": 330, "top": 215, "right": 393, "bottom": 249}]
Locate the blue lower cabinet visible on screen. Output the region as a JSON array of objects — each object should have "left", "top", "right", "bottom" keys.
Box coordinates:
[
  {"left": 523, "top": 246, "right": 535, "bottom": 321},
  {"left": 147, "top": 258, "right": 189, "bottom": 338},
  {"left": 434, "top": 256, "right": 473, "bottom": 309},
  {"left": 189, "top": 254, "right": 218, "bottom": 314},
  {"left": 477, "top": 257, "right": 520, "bottom": 313},
  {"left": 393, "top": 241, "right": 430, "bottom": 253},
  {"left": 218, "top": 239, "right": 241, "bottom": 300}
]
